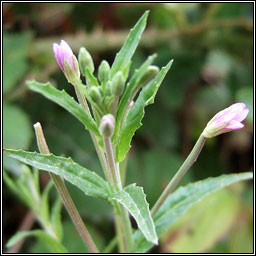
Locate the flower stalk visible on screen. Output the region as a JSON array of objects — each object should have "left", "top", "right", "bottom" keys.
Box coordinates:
[{"left": 151, "top": 134, "right": 206, "bottom": 216}]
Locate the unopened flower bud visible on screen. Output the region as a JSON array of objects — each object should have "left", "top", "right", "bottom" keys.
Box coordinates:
[
  {"left": 112, "top": 71, "right": 125, "bottom": 97},
  {"left": 99, "top": 114, "right": 115, "bottom": 138},
  {"left": 89, "top": 86, "right": 102, "bottom": 103},
  {"left": 78, "top": 47, "right": 95, "bottom": 76},
  {"left": 104, "top": 81, "right": 113, "bottom": 95},
  {"left": 202, "top": 103, "right": 249, "bottom": 138},
  {"left": 98, "top": 60, "right": 110, "bottom": 84},
  {"left": 138, "top": 65, "right": 159, "bottom": 88},
  {"left": 53, "top": 40, "right": 80, "bottom": 84}
]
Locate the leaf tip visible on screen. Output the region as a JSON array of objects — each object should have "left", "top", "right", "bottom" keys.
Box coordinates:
[{"left": 144, "top": 10, "right": 150, "bottom": 18}]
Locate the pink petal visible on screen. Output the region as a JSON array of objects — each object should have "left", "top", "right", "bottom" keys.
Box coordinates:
[
  {"left": 53, "top": 40, "right": 75, "bottom": 72},
  {"left": 233, "top": 107, "right": 249, "bottom": 122},
  {"left": 225, "top": 120, "right": 244, "bottom": 130},
  {"left": 215, "top": 103, "right": 245, "bottom": 120}
]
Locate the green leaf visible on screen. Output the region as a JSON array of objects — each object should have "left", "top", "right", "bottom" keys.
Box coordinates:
[
  {"left": 3, "top": 170, "right": 20, "bottom": 198},
  {"left": 110, "top": 10, "right": 149, "bottom": 78},
  {"left": 85, "top": 67, "right": 99, "bottom": 86},
  {"left": 3, "top": 103, "right": 32, "bottom": 150},
  {"left": 133, "top": 172, "right": 253, "bottom": 253},
  {"left": 40, "top": 181, "right": 54, "bottom": 227},
  {"left": 51, "top": 197, "right": 63, "bottom": 241},
  {"left": 4, "top": 167, "right": 37, "bottom": 209},
  {"left": 4, "top": 149, "right": 110, "bottom": 199},
  {"left": 110, "top": 184, "right": 158, "bottom": 245},
  {"left": 116, "top": 60, "right": 173, "bottom": 162},
  {"left": 3, "top": 32, "right": 33, "bottom": 94},
  {"left": 26, "top": 80, "right": 99, "bottom": 136},
  {"left": 6, "top": 230, "right": 68, "bottom": 253},
  {"left": 162, "top": 188, "right": 240, "bottom": 253},
  {"left": 113, "top": 54, "right": 157, "bottom": 142}
]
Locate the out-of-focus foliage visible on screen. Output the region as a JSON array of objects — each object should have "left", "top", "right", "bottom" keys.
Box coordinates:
[
  {"left": 160, "top": 184, "right": 248, "bottom": 253},
  {"left": 3, "top": 3, "right": 253, "bottom": 253}
]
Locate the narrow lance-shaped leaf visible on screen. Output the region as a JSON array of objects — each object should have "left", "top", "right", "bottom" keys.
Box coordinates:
[
  {"left": 40, "top": 180, "right": 54, "bottom": 228},
  {"left": 51, "top": 197, "right": 63, "bottom": 241},
  {"left": 110, "top": 10, "right": 149, "bottom": 78},
  {"left": 113, "top": 54, "right": 157, "bottom": 142},
  {"left": 110, "top": 183, "right": 158, "bottom": 245},
  {"left": 6, "top": 230, "right": 68, "bottom": 253},
  {"left": 4, "top": 149, "right": 110, "bottom": 199},
  {"left": 26, "top": 80, "right": 99, "bottom": 137},
  {"left": 132, "top": 172, "right": 253, "bottom": 253},
  {"left": 116, "top": 60, "right": 173, "bottom": 162},
  {"left": 85, "top": 67, "right": 99, "bottom": 86}
]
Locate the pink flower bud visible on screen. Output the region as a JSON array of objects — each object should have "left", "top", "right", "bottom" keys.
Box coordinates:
[
  {"left": 53, "top": 40, "right": 80, "bottom": 84},
  {"left": 202, "top": 103, "right": 249, "bottom": 138},
  {"left": 99, "top": 114, "right": 115, "bottom": 138},
  {"left": 53, "top": 40, "right": 75, "bottom": 72}
]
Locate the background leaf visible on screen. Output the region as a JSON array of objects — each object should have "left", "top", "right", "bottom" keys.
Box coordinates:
[
  {"left": 161, "top": 187, "right": 240, "bottom": 253},
  {"left": 3, "top": 103, "right": 33, "bottom": 174},
  {"left": 3, "top": 32, "right": 33, "bottom": 94},
  {"left": 6, "top": 230, "right": 68, "bottom": 253},
  {"left": 51, "top": 197, "right": 63, "bottom": 241},
  {"left": 110, "top": 183, "right": 157, "bottom": 244}
]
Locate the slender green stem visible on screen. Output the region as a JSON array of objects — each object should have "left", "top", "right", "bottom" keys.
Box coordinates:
[
  {"left": 114, "top": 211, "right": 126, "bottom": 253},
  {"left": 119, "top": 204, "right": 134, "bottom": 251},
  {"left": 103, "top": 137, "right": 120, "bottom": 188},
  {"left": 103, "top": 236, "right": 118, "bottom": 253},
  {"left": 103, "top": 138, "right": 134, "bottom": 252},
  {"left": 33, "top": 123, "right": 99, "bottom": 253},
  {"left": 73, "top": 80, "right": 133, "bottom": 252},
  {"left": 73, "top": 80, "right": 111, "bottom": 184},
  {"left": 151, "top": 134, "right": 206, "bottom": 216},
  {"left": 119, "top": 157, "right": 128, "bottom": 186}
]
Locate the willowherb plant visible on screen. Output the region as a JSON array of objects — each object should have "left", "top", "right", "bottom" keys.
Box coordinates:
[{"left": 4, "top": 11, "right": 252, "bottom": 253}]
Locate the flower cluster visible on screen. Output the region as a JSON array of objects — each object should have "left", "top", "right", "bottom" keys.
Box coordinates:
[{"left": 53, "top": 40, "right": 249, "bottom": 139}]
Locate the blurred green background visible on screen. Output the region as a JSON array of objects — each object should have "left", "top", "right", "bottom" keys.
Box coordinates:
[{"left": 3, "top": 2, "right": 253, "bottom": 253}]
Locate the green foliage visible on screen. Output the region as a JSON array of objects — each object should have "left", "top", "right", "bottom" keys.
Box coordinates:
[
  {"left": 114, "top": 54, "right": 157, "bottom": 142},
  {"left": 3, "top": 4, "right": 253, "bottom": 253},
  {"left": 4, "top": 164, "right": 66, "bottom": 252},
  {"left": 116, "top": 60, "right": 173, "bottom": 162},
  {"left": 6, "top": 230, "right": 68, "bottom": 253},
  {"left": 110, "top": 184, "right": 157, "bottom": 244},
  {"left": 3, "top": 32, "right": 33, "bottom": 94},
  {"left": 26, "top": 80, "right": 99, "bottom": 136},
  {"left": 110, "top": 10, "right": 149, "bottom": 78},
  {"left": 51, "top": 198, "right": 63, "bottom": 241},
  {"left": 4, "top": 149, "right": 110, "bottom": 199},
  {"left": 3, "top": 103, "right": 33, "bottom": 173},
  {"left": 132, "top": 172, "right": 252, "bottom": 253},
  {"left": 161, "top": 187, "right": 240, "bottom": 253}
]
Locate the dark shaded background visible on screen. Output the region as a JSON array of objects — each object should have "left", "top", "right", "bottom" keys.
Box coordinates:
[{"left": 3, "top": 2, "right": 253, "bottom": 253}]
